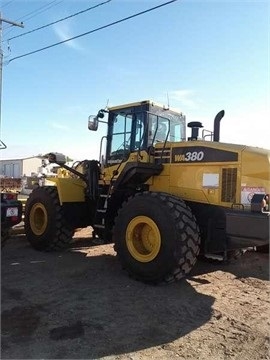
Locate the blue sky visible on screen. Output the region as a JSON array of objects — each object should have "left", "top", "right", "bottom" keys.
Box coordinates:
[{"left": 0, "top": 0, "right": 269, "bottom": 160}]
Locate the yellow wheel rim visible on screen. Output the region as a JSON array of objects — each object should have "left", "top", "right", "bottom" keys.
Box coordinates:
[
  {"left": 29, "top": 203, "right": 48, "bottom": 236},
  {"left": 126, "top": 216, "right": 161, "bottom": 262}
]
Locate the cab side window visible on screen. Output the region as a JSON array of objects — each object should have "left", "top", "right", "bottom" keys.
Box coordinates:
[
  {"left": 134, "top": 116, "right": 145, "bottom": 150},
  {"left": 148, "top": 114, "right": 169, "bottom": 145},
  {"left": 108, "top": 114, "right": 132, "bottom": 162}
]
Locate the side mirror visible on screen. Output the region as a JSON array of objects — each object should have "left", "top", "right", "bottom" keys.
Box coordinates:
[{"left": 88, "top": 115, "right": 99, "bottom": 131}]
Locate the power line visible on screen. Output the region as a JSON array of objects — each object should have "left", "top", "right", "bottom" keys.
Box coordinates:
[
  {"left": 3, "top": 0, "right": 63, "bottom": 33},
  {"left": 1, "top": 1, "right": 15, "bottom": 10},
  {"left": 9, "top": 0, "right": 178, "bottom": 64},
  {"left": 7, "top": 0, "right": 112, "bottom": 42},
  {"left": 15, "top": 0, "right": 62, "bottom": 22}
]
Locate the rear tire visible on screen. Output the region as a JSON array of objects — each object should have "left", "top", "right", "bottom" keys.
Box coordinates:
[
  {"left": 113, "top": 192, "right": 200, "bottom": 284},
  {"left": 25, "top": 186, "right": 74, "bottom": 251}
]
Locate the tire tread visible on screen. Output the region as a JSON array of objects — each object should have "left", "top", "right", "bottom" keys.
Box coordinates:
[
  {"left": 25, "top": 187, "right": 73, "bottom": 251},
  {"left": 114, "top": 191, "right": 200, "bottom": 284}
]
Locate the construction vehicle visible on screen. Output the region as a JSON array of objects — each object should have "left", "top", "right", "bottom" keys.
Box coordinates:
[
  {"left": 24, "top": 100, "right": 269, "bottom": 283},
  {"left": 1, "top": 140, "right": 23, "bottom": 248},
  {"left": 1, "top": 192, "right": 23, "bottom": 248}
]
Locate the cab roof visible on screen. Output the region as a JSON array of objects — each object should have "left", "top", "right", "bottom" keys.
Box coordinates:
[
  {"left": 108, "top": 100, "right": 153, "bottom": 111},
  {"left": 108, "top": 100, "right": 182, "bottom": 114}
]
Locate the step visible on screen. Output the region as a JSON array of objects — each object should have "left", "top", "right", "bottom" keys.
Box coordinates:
[{"left": 93, "top": 224, "right": 105, "bottom": 229}]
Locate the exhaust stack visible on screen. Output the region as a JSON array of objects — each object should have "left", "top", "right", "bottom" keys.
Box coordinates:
[{"left": 213, "top": 110, "right": 225, "bottom": 142}]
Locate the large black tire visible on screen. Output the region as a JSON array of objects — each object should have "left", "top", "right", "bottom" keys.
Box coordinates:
[
  {"left": 24, "top": 186, "right": 74, "bottom": 251},
  {"left": 113, "top": 192, "right": 200, "bottom": 284}
]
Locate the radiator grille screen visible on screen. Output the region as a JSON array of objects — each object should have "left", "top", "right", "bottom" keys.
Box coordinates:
[{"left": 221, "top": 168, "right": 237, "bottom": 202}]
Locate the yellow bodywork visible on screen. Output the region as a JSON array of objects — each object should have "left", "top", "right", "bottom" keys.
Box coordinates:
[
  {"left": 101, "top": 150, "right": 152, "bottom": 184},
  {"left": 45, "top": 141, "right": 270, "bottom": 209},
  {"left": 102, "top": 141, "right": 270, "bottom": 208},
  {"left": 149, "top": 142, "right": 269, "bottom": 207},
  {"left": 45, "top": 177, "right": 86, "bottom": 204}
]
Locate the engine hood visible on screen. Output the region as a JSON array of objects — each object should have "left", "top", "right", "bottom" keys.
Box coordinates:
[{"left": 241, "top": 145, "right": 270, "bottom": 183}]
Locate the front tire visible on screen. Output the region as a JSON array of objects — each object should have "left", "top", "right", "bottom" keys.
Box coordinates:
[
  {"left": 113, "top": 192, "right": 200, "bottom": 284},
  {"left": 25, "top": 186, "right": 74, "bottom": 251}
]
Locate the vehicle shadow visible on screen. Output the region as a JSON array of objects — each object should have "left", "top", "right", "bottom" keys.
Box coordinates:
[
  {"left": 1, "top": 235, "right": 215, "bottom": 360},
  {"left": 72, "top": 236, "right": 269, "bottom": 282},
  {"left": 190, "top": 250, "right": 269, "bottom": 282}
]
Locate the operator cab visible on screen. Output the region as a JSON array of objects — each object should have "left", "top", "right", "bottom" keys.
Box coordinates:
[{"left": 89, "top": 100, "right": 186, "bottom": 166}]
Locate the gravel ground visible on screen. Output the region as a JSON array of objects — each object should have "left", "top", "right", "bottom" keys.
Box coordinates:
[{"left": 1, "top": 227, "right": 270, "bottom": 360}]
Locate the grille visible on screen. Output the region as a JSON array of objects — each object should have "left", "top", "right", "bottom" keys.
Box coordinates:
[{"left": 221, "top": 168, "right": 237, "bottom": 202}]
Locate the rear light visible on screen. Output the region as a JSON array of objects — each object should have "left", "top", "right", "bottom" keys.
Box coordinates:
[{"left": 2, "top": 193, "right": 17, "bottom": 200}]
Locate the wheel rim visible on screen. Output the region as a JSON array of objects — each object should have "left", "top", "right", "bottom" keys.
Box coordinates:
[
  {"left": 29, "top": 203, "right": 48, "bottom": 235},
  {"left": 126, "top": 216, "right": 161, "bottom": 262}
]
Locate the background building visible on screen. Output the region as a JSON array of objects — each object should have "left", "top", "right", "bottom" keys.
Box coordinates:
[{"left": 0, "top": 156, "right": 43, "bottom": 178}]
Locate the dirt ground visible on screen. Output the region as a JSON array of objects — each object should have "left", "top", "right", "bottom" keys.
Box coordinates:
[{"left": 1, "top": 227, "right": 270, "bottom": 360}]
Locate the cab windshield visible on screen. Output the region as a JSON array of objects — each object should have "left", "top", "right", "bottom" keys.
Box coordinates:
[{"left": 106, "top": 108, "right": 186, "bottom": 164}]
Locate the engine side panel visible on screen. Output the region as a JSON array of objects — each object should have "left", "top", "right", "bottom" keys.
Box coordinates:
[
  {"left": 148, "top": 142, "right": 241, "bottom": 206},
  {"left": 148, "top": 141, "right": 270, "bottom": 209}
]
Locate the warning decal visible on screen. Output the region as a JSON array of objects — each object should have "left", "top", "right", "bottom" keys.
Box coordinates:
[{"left": 241, "top": 186, "right": 265, "bottom": 204}]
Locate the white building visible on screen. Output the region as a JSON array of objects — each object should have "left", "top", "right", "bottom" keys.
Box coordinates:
[{"left": 0, "top": 156, "right": 43, "bottom": 178}]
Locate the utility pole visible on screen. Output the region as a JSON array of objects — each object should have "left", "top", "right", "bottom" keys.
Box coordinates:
[{"left": 0, "top": 12, "right": 24, "bottom": 128}]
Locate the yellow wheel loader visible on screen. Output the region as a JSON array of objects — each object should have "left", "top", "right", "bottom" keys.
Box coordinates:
[{"left": 24, "top": 100, "right": 270, "bottom": 284}]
